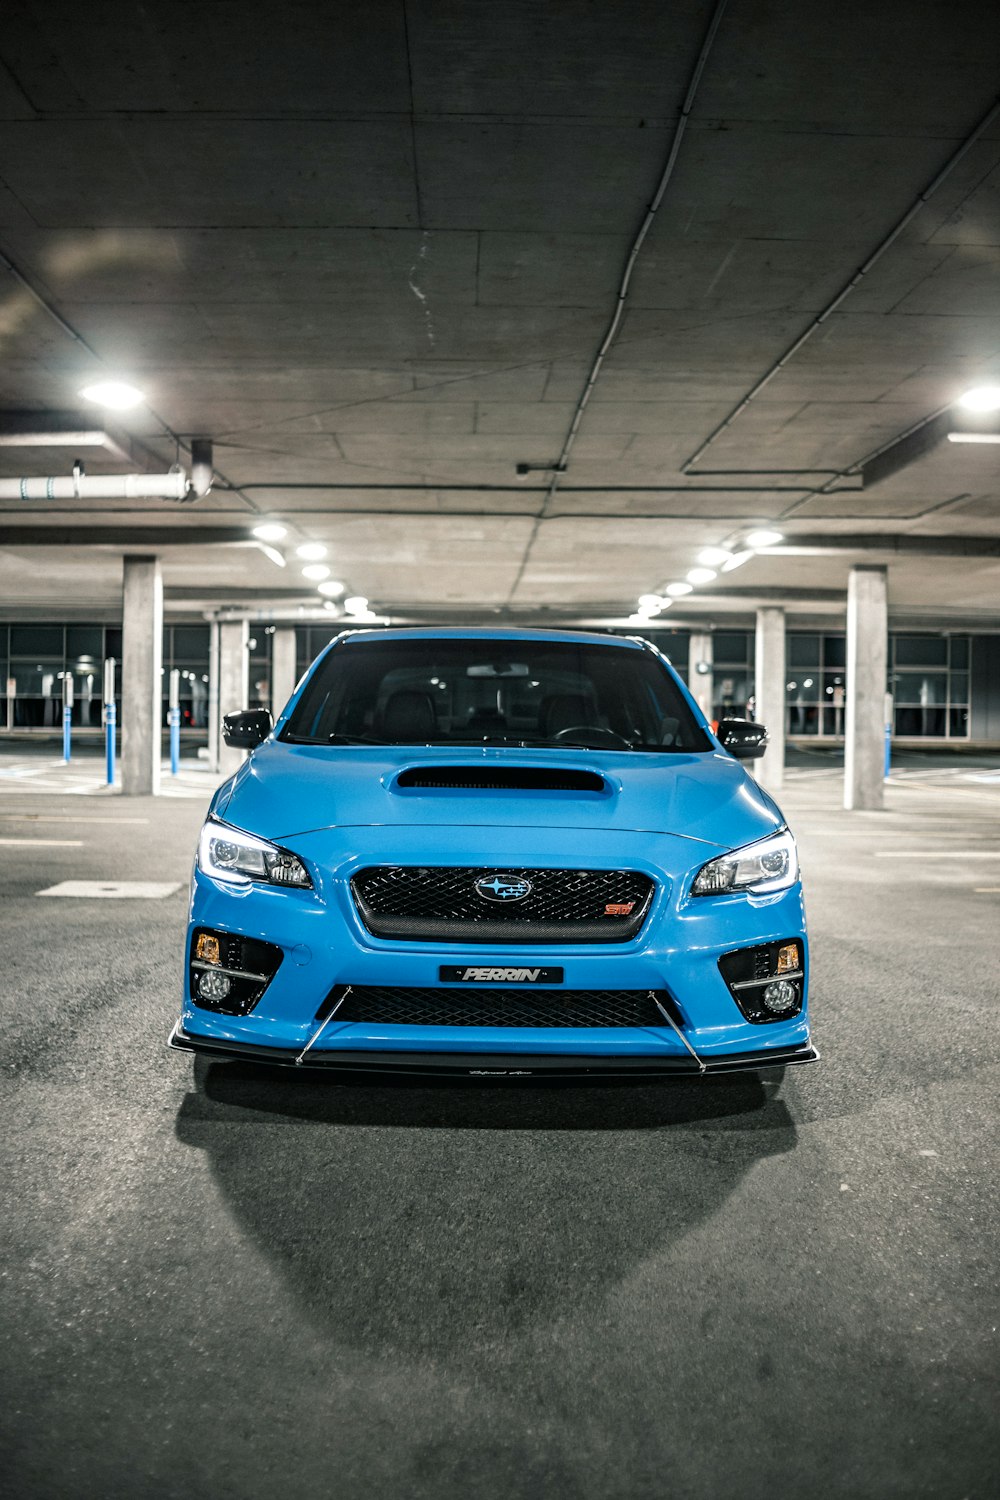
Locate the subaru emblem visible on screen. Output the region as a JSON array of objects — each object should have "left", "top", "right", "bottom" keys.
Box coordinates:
[{"left": 475, "top": 873, "right": 533, "bottom": 902}]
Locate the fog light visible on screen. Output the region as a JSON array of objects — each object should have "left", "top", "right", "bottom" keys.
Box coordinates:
[
  {"left": 196, "top": 933, "right": 220, "bottom": 964},
  {"left": 776, "top": 942, "right": 799, "bottom": 974},
  {"left": 197, "top": 969, "right": 232, "bottom": 1002},
  {"left": 763, "top": 979, "right": 798, "bottom": 1014}
]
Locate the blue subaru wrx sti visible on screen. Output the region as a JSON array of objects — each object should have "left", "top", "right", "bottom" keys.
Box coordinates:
[{"left": 169, "top": 628, "right": 817, "bottom": 1077}]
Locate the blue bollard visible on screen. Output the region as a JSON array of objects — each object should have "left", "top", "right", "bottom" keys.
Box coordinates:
[
  {"left": 105, "top": 702, "right": 116, "bottom": 785},
  {"left": 63, "top": 704, "right": 72, "bottom": 762},
  {"left": 884, "top": 722, "right": 892, "bottom": 779},
  {"left": 169, "top": 707, "right": 181, "bottom": 776}
]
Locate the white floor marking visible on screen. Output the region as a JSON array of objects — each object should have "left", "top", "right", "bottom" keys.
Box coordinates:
[
  {"left": 875, "top": 851, "right": 1000, "bottom": 859},
  {"left": 36, "top": 880, "right": 181, "bottom": 898},
  {"left": 0, "top": 814, "right": 150, "bottom": 824},
  {"left": 973, "top": 887, "right": 1000, "bottom": 893},
  {"left": 0, "top": 837, "right": 84, "bottom": 847}
]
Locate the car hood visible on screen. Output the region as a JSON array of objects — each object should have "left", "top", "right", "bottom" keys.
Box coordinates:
[{"left": 213, "top": 742, "right": 784, "bottom": 856}]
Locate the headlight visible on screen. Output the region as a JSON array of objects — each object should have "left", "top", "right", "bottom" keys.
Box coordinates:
[
  {"left": 691, "top": 829, "right": 798, "bottom": 897},
  {"left": 197, "top": 819, "right": 312, "bottom": 888}
]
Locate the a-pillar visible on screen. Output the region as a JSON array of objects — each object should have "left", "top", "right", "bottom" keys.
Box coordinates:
[
  {"left": 845, "top": 565, "right": 888, "bottom": 811},
  {"left": 687, "top": 632, "right": 713, "bottom": 721},
  {"left": 121, "top": 556, "right": 163, "bottom": 796},
  {"left": 214, "top": 619, "right": 249, "bottom": 778},
  {"left": 270, "top": 628, "right": 298, "bottom": 722},
  {"left": 754, "top": 607, "right": 786, "bottom": 792}
]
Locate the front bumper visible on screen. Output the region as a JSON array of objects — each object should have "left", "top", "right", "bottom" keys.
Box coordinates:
[
  {"left": 168, "top": 1021, "right": 819, "bottom": 1077},
  {"left": 177, "top": 824, "right": 815, "bottom": 1071}
]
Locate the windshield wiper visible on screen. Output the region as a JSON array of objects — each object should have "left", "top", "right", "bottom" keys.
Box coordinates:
[{"left": 282, "top": 731, "right": 388, "bottom": 745}]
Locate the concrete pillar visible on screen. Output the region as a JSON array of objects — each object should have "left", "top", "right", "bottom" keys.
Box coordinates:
[
  {"left": 216, "top": 620, "right": 249, "bottom": 778},
  {"left": 844, "top": 565, "right": 888, "bottom": 811},
  {"left": 206, "top": 622, "right": 220, "bottom": 774},
  {"left": 688, "top": 632, "right": 714, "bottom": 720},
  {"left": 754, "top": 607, "right": 786, "bottom": 792},
  {"left": 271, "top": 628, "right": 297, "bottom": 721},
  {"left": 121, "top": 556, "right": 163, "bottom": 796}
]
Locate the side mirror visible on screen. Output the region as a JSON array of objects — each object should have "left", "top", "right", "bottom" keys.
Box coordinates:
[
  {"left": 717, "top": 717, "right": 768, "bottom": 760},
  {"left": 222, "top": 708, "right": 272, "bottom": 749}
]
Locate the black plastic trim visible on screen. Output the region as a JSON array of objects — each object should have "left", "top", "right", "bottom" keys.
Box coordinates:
[{"left": 168, "top": 1022, "right": 818, "bottom": 1076}]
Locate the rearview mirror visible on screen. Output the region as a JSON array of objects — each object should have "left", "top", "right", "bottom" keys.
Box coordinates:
[
  {"left": 717, "top": 717, "right": 767, "bottom": 760},
  {"left": 222, "top": 708, "right": 272, "bottom": 748}
]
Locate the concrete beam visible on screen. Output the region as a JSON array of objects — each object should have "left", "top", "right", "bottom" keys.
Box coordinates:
[
  {"left": 754, "top": 607, "right": 786, "bottom": 792},
  {"left": 845, "top": 566, "right": 888, "bottom": 811},
  {"left": 121, "top": 557, "right": 163, "bottom": 796}
]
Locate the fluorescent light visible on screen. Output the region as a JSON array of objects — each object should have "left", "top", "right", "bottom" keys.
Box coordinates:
[
  {"left": 746, "top": 529, "right": 784, "bottom": 548},
  {"left": 252, "top": 523, "right": 287, "bottom": 542},
  {"left": 947, "top": 431, "right": 1000, "bottom": 443},
  {"left": 664, "top": 582, "right": 693, "bottom": 597},
  {"left": 686, "top": 567, "right": 717, "bottom": 585},
  {"left": 301, "top": 563, "right": 330, "bottom": 581},
  {"left": 316, "top": 579, "right": 345, "bottom": 597},
  {"left": 295, "top": 542, "right": 327, "bottom": 561},
  {"left": 956, "top": 385, "right": 1000, "bottom": 413},
  {"left": 637, "top": 594, "right": 663, "bottom": 611},
  {"left": 256, "top": 544, "right": 286, "bottom": 568},
  {"left": 78, "top": 380, "right": 145, "bottom": 411},
  {"left": 344, "top": 595, "right": 369, "bottom": 615},
  {"left": 721, "top": 550, "right": 754, "bottom": 572},
  {"left": 697, "top": 546, "right": 732, "bottom": 567}
]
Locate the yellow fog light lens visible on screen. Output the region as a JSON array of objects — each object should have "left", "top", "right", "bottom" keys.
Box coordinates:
[
  {"left": 776, "top": 942, "right": 799, "bottom": 974},
  {"left": 196, "top": 933, "right": 220, "bottom": 964}
]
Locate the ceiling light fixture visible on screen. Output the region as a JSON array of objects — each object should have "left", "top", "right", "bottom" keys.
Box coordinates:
[
  {"left": 696, "top": 546, "right": 732, "bottom": 567},
  {"left": 637, "top": 593, "right": 664, "bottom": 612},
  {"left": 664, "top": 582, "right": 693, "bottom": 597},
  {"left": 745, "top": 529, "right": 784, "bottom": 548},
  {"left": 295, "top": 542, "right": 328, "bottom": 561},
  {"left": 252, "top": 523, "right": 287, "bottom": 542},
  {"left": 955, "top": 385, "right": 1000, "bottom": 413},
  {"left": 344, "top": 595, "right": 369, "bottom": 615},
  {"left": 686, "top": 567, "right": 717, "bottom": 585},
  {"left": 78, "top": 380, "right": 146, "bottom": 411},
  {"left": 301, "top": 563, "right": 330, "bottom": 581},
  {"left": 316, "top": 579, "right": 345, "bottom": 597},
  {"left": 946, "top": 431, "right": 1000, "bottom": 443},
  {"left": 721, "top": 550, "right": 754, "bottom": 572}
]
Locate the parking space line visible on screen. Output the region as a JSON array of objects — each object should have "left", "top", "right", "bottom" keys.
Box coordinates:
[{"left": 0, "top": 837, "right": 84, "bottom": 846}]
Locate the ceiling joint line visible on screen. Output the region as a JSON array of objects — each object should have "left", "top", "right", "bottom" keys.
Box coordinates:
[
  {"left": 504, "top": 0, "right": 731, "bottom": 605},
  {"left": 681, "top": 91, "right": 1000, "bottom": 475}
]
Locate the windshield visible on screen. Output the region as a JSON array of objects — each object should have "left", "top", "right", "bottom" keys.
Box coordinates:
[{"left": 281, "top": 637, "right": 711, "bottom": 753}]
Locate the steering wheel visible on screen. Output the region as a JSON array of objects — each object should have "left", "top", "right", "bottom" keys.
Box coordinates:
[{"left": 551, "top": 725, "right": 634, "bottom": 749}]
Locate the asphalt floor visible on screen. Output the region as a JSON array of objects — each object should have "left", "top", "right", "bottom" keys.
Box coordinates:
[{"left": 0, "top": 751, "right": 997, "bottom": 1499}]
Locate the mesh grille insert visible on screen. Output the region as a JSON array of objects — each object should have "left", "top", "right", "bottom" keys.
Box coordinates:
[
  {"left": 335, "top": 985, "right": 666, "bottom": 1029},
  {"left": 395, "top": 766, "right": 606, "bottom": 792},
  {"left": 350, "top": 866, "right": 654, "bottom": 943}
]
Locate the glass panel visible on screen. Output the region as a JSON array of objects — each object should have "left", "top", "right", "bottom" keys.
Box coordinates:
[
  {"left": 105, "top": 628, "right": 122, "bottom": 659},
  {"left": 949, "top": 707, "right": 969, "bottom": 737},
  {"left": 172, "top": 625, "right": 210, "bottom": 659},
  {"left": 10, "top": 625, "right": 63, "bottom": 656},
  {"left": 823, "top": 635, "right": 846, "bottom": 668},
  {"left": 949, "top": 638, "right": 969, "bottom": 670},
  {"left": 788, "top": 634, "right": 820, "bottom": 668},
  {"left": 10, "top": 662, "right": 63, "bottom": 694},
  {"left": 895, "top": 705, "right": 946, "bottom": 736},
  {"left": 713, "top": 632, "right": 749, "bottom": 665},
  {"left": 713, "top": 672, "right": 752, "bottom": 719},
  {"left": 894, "top": 635, "right": 947, "bottom": 667},
  {"left": 893, "top": 672, "right": 947, "bottom": 706},
  {"left": 949, "top": 672, "right": 969, "bottom": 704},
  {"left": 66, "top": 625, "right": 103, "bottom": 658}
]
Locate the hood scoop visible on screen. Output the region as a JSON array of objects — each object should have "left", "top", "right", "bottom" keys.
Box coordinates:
[{"left": 394, "top": 765, "right": 608, "bottom": 794}]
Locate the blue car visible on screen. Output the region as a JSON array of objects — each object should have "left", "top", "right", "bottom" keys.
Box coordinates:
[{"left": 169, "top": 628, "right": 817, "bottom": 1077}]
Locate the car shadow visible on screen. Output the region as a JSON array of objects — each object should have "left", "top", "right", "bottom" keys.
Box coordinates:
[{"left": 175, "top": 1061, "right": 797, "bottom": 1359}]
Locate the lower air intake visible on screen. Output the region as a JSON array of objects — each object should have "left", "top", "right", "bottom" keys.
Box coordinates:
[{"left": 333, "top": 985, "right": 668, "bottom": 1029}]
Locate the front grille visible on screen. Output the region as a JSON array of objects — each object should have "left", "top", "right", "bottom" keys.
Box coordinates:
[
  {"left": 350, "top": 866, "right": 655, "bottom": 943},
  {"left": 334, "top": 985, "right": 666, "bottom": 1028}
]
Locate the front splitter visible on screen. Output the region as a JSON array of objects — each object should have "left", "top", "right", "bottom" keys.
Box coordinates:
[{"left": 167, "top": 1021, "right": 819, "bottom": 1077}]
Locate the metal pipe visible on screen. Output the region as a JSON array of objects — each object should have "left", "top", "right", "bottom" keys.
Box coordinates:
[{"left": 0, "top": 471, "right": 189, "bottom": 500}]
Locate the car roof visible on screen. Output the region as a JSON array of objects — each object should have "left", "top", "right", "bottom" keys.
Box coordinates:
[{"left": 336, "top": 626, "right": 647, "bottom": 650}]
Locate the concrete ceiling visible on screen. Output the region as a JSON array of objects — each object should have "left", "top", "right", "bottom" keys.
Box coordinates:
[{"left": 1, "top": 0, "right": 999, "bottom": 628}]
